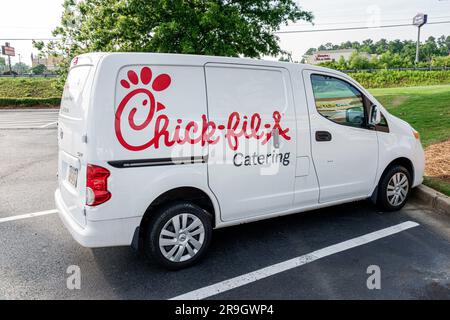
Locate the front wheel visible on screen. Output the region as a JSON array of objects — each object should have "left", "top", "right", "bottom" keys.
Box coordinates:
[
  {"left": 377, "top": 165, "right": 411, "bottom": 211},
  {"left": 144, "top": 202, "right": 212, "bottom": 270}
]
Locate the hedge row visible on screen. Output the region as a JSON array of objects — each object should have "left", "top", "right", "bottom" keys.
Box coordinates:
[
  {"left": 0, "top": 97, "right": 61, "bottom": 106},
  {"left": 0, "top": 77, "right": 62, "bottom": 107},
  {"left": 350, "top": 70, "right": 450, "bottom": 88}
]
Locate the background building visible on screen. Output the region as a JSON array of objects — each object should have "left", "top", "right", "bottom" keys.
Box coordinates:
[
  {"left": 306, "top": 49, "right": 373, "bottom": 65},
  {"left": 31, "top": 54, "right": 63, "bottom": 71}
]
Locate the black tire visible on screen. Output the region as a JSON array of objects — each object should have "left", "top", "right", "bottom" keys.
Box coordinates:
[
  {"left": 144, "top": 201, "right": 212, "bottom": 270},
  {"left": 377, "top": 165, "right": 411, "bottom": 211}
]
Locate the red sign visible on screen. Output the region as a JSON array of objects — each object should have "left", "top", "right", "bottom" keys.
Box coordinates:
[
  {"left": 315, "top": 54, "right": 331, "bottom": 61},
  {"left": 1, "top": 46, "right": 15, "bottom": 57}
]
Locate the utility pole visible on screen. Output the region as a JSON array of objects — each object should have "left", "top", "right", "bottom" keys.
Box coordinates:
[
  {"left": 18, "top": 54, "right": 22, "bottom": 74},
  {"left": 413, "top": 13, "right": 428, "bottom": 65}
]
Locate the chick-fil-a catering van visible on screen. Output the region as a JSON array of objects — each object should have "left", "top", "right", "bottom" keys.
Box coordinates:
[{"left": 55, "top": 53, "right": 424, "bottom": 269}]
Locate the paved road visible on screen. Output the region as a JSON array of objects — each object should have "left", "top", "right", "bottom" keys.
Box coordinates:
[
  {"left": 0, "top": 125, "right": 449, "bottom": 299},
  {"left": 0, "top": 109, "right": 59, "bottom": 129}
]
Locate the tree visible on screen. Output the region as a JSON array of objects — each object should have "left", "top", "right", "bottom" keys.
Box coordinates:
[
  {"left": 32, "top": 64, "right": 47, "bottom": 75},
  {"left": 0, "top": 57, "right": 6, "bottom": 73},
  {"left": 306, "top": 35, "right": 450, "bottom": 69},
  {"left": 360, "top": 39, "right": 375, "bottom": 53},
  {"left": 12, "top": 62, "right": 30, "bottom": 74},
  {"left": 304, "top": 47, "right": 317, "bottom": 55},
  {"left": 421, "top": 36, "right": 439, "bottom": 62},
  {"left": 348, "top": 52, "right": 371, "bottom": 70},
  {"left": 336, "top": 56, "right": 348, "bottom": 70},
  {"left": 37, "top": 0, "right": 313, "bottom": 77},
  {"left": 374, "top": 39, "right": 388, "bottom": 55}
]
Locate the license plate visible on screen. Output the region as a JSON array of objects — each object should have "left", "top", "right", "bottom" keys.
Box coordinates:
[{"left": 68, "top": 166, "right": 78, "bottom": 188}]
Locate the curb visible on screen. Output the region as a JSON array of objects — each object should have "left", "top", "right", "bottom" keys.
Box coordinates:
[{"left": 412, "top": 184, "right": 450, "bottom": 215}]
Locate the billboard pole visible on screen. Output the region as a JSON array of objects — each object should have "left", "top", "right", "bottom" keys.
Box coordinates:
[
  {"left": 413, "top": 13, "right": 427, "bottom": 65},
  {"left": 415, "top": 26, "right": 421, "bottom": 65}
]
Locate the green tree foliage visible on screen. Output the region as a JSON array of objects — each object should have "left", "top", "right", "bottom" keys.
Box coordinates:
[
  {"left": 306, "top": 36, "right": 450, "bottom": 70},
  {"left": 12, "top": 62, "right": 30, "bottom": 74},
  {"left": 432, "top": 55, "right": 450, "bottom": 67},
  {"left": 32, "top": 64, "right": 47, "bottom": 75},
  {"left": 0, "top": 57, "right": 6, "bottom": 73},
  {"left": 36, "top": 0, "right": 312, "bottom": 78}
]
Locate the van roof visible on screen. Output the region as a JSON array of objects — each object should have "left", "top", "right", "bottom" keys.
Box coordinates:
[{"left": 76, "top": 52, "right": 336, "bottom": 74}]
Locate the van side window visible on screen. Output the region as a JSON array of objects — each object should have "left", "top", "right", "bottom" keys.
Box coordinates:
[{"left": 310, "top": 74, "right": 366, "bottom": 128}]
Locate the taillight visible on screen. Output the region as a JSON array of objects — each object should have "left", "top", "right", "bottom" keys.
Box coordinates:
[{"left": 86, "top": 164, "right": 111, "bottom": 206}]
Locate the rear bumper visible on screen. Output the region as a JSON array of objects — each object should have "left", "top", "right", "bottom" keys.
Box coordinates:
[{"left": 55, "top": 189, "right": 141, "bottom": 248}]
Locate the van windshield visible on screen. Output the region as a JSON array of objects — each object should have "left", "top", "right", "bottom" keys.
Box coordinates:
[{"left": 61, "top": 66, "right": 91, "bottom": 114}]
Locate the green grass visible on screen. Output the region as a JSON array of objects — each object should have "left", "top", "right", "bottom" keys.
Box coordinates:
[
  {"left": 370, "top": 85, "right": 450, "bottom": 196},
  {"left": 0, "top": 78, "right": 62, "bottom": 107},
  {"left": 423, "top": 177, "right": 450, "bottom": 196},
  {"left": 369, "top": 85, "right": 450, "bottom": 147}
]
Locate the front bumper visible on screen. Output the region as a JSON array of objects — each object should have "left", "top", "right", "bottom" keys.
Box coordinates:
[{"left": 55, "top": 189, "right": 141, "bottom": 248}]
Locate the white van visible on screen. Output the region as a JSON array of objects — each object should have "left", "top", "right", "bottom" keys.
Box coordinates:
[{"left": 55, "top": 53, "right": 424, "bottom": 269}]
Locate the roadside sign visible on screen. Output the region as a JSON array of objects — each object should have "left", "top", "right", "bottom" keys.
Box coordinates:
[
  {"left": 413, "top": 13, "right": 428, "bottom": 64},
  {"left": 413, "top": 13, "right": 428, "bottom": 27},
  {"left": 1, "top": 45, "right": 15, "bottom": 57}
]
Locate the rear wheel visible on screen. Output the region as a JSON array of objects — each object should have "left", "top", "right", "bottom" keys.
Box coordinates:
[
  {"left": 144, "top": 202, "right": 212, "bottom": 270},
  {"left": 377, "top": 165, "right": 411, "bottom": 211}
]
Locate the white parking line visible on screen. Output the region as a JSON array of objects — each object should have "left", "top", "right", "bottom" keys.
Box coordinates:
[
  {"left": 40, "top": 121, "right": 58, "bottom": 128},
  {"left": 170, "top": 221, "right": 420, "bottom": 300},
  {"left": 0, "top": 209, "right": 58, "bottom": 224}
]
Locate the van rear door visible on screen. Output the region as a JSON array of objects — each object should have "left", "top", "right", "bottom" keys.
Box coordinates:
[{"left": 57, "top": 58, "right": 94, "bottom": 227}]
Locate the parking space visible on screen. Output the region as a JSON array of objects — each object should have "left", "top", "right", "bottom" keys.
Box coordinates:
[
  {"left": 0, "top": 110, "right": 58, "bottom": 129},
  {"left": 0, "top": 119, "right": 449, "bottom": 299}
]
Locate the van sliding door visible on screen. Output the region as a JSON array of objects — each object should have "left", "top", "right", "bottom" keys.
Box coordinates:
[{"left": 205, "top": 64, "right": 297, "bottom": 222}]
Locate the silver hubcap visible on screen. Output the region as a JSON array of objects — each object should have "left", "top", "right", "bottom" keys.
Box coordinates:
[
  {"left": 159, "top": 213, "right": 205, "bottom": 263},
  {"left": 387, "top": 172, "right": 409, "bottom": 206}
]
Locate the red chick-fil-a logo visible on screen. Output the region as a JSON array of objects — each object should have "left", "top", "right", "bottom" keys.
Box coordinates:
[{"left": 115, "top": 67, "right": 291, "bottom": 151}]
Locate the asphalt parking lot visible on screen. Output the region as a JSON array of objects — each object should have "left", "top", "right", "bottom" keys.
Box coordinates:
[
  {"left": 0, "top": 109, "right": 58, "bottom": 129},
  {"left": 0, "top": 111, "right": 449, "bottom": 299}
]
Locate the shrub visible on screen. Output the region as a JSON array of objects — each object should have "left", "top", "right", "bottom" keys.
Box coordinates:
[
  {"left": 0, "top": 77, "right": 62, "bottom": 107},
  {"left": 350, "top": 70, "right": 450, "bottom": 88}
]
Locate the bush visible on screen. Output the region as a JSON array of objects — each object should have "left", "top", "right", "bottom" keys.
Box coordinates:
[
  {"left": 0, "top": 77, "right": 62, "bottom": 107},
  {"left": 32, "top": 64, "right": 47, "bottom": 75},
  {"left": 431, "top": 56, "right": 450, "bottom": 67},
  {"left": 0, "top": 97, "right": 61, "bottom": 106},
  {"left": 350, "top": 70, "right": 450, "bottom": 88}
]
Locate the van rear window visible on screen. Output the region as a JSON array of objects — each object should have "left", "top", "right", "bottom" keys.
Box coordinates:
[{"left": 61, "top": 66, "right": 91, "bottom": 112}]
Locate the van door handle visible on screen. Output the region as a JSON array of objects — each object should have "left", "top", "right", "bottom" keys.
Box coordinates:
[
  {"left": 315, "top": 131, "right": 332, "bottom": 142},
  {"left": 273, "top": 129, "right": 280, "bottom": 148}
]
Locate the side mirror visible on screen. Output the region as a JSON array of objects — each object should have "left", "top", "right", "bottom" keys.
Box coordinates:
[{"left": 369, "top": 104, "right": 381, "bottom": 125}]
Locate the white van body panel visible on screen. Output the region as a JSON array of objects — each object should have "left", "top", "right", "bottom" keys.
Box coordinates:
[{"left": 55, "top": 53, "right": 425, "bottom": 248}]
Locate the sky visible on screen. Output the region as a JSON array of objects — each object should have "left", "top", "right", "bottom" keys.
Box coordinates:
[{"left": 1, "top": 0, "right": 450, "bottom": 66}]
